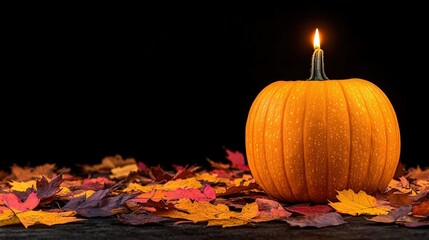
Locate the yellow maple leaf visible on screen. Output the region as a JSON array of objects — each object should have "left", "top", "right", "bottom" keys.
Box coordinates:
[
  {"left": 109, "top": 164, "right": 139, "bottom": 179},
  {"left": 207, "top": 202, "right": 259, "bottom": 228},
  {"left": 16, "top": 210, "right": 85, "bottom": 228},
  {"left": 162, "top": 177, "right": 202, "bottom": 191},
  {"left": 123, "top": 177, "right": 203, "bottom": 193},
  {"left": 9, "top": 180, "right": 37, "bottom": 192},
  {"left": 0, "top": 208, "right": 20, "bottom": 227},
  {"left": 155, "top": 199, "right": 259, "bottom": 227},
  {"left": 329, "top": 189, "right": 391, "bottom": 216},
  {"left": 155, "top": 198, "right": 232, "bottom": 223}
]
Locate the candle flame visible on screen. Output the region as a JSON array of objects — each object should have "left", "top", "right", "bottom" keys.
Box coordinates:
[{"left": 314, "top": 28, "right": 320, "bottom": 49}]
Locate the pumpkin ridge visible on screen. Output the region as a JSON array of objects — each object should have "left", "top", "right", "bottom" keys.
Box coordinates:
[
  {"left": 279, "top": 81, "right": 299, "bottom": 202},
  {"left": 246, "top": 84, "right": 274, "bottom": 194},
  {"left": 338, "top": 81, "right": 353, "bottom": 190},
  {"left": 355, "top": 81, "right": 376, "bottom": 193},
  {"left": 262, "top": 83, "right": 292, "bottom": 200},
  {"left": 301, "top": 83, "right": 313, "bottom": 201},
  {"left": 323, "top": 82, "right": 330, "bottom": 202},
  {"left": 364, "top": 81, "right": 399, "bottom": 190}
]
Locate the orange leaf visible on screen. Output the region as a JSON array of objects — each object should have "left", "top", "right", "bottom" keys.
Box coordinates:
[{"left": 16, "top": 210, "right": 84, "bottom": 228}]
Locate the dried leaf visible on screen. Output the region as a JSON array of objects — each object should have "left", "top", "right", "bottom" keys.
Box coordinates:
[
  {"left": 16, "top": 210, "right": 84, "bottom": 228},
  {"left": 329, "top": 189, "right": 392, "bottom": 216},
  {"left": 0, "top": 207, "right": 21, "bottom": 227},
  {"left": 117, "top": 213, "right": 171, "bottom": 225},
  {"left": 110, "top": 164, "right": 139, "bottom": 179},
  {"left": 0, "top": 192, "right": 39, "bottom": 213},
  {"left": 251, "top": 198, "right": 291, "bottom": 222},
  {"left": 224, "top": 148, "right": 250, "bottom": 171},
  {"left": 284, "top": 212, "right": 346, "bottom": 228},
  {"left": 287, "top": 204, "right": 333, "bottom": 216},
  {"left": 368, "top": 205, "right": 412, "bottom": 223},
  {"left": 10, "top": 164, "right": 56, "bottom": 181},
  {"left": 412, "top": 200, "right": 429, "bottom": 217},
  {"left": 9, "top": 180, "right": 37, "bottom": 192}
]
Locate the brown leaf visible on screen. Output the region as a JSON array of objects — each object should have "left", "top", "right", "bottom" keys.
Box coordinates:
[
  {"left": 251, "top": 198, "right": 291, "bottom": 222},
  {"left": 36, "top": 174, "right": 64, "bottom": 204},
  {"left": 217, "top": 182, "right": 260, "bottom": 197},
  {"left": 284, "top": 212, "right": 346, "bottom": 228},
  {"left": 368, "top": 205, "right": 412, "bottom": 223},
  {"left": 117, "top": 213, "right": 171, "bottom": 225},
  {"left": 10, "top": 164, "right": 56, "bottom": 181}
]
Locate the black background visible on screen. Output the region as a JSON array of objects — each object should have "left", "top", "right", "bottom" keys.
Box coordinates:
[{"left": 2, "top": 3, "right": 428, "bottom": 171}]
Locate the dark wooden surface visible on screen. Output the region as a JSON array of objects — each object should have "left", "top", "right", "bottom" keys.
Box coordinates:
[{"left": 0, "top": 216, "right": 428, "bottom": 240}]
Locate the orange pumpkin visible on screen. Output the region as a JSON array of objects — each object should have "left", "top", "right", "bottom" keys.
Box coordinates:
[{"left": 245, "top": 34, "right": 400, "bottom": 203}]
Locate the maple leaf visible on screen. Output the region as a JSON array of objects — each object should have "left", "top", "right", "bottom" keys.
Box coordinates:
[
  {"left": 328, "top": 189, "right": 392, "bottom": 216},
  {"left": 251, "top": 198, "right": 292, "bottom": 222},
  {"left": 224, "top": 148, "right": 250, "bottom": 171},
  {"left": 286, "top": 204, "right": 333, "bottom": 216},
  {"left": 63, "top": 189, "right": 137, "bottom": 218},
  {"left": 0, "top": 207, "right": 21, "bottom": 227},
  {"left": 8, "top": 180, "right": 37, "bottom": 192},
  {"left": 81, "top": 155, "right": 137, "bottom": 173},
  {"left": 117, "top": 213, "right": 171, "bottom": 225},
  {"left": 0, "top": 192, "right": 39, "bottom": 213},
  {"left": 110, "top": 164, "right": 139, "bottom": 179},
  {"left": 216, "top": 182, "right": 261, "bottom": 197},
  {"left": 148, "top": 166, "right": 174, "bottom": 182},
  {"left": 82, "top": 177, "right": 115, "bottom": 190},
  {"left": 36, "top": 174, "right": 64, "bottom": 204},
  {"left": 412, "top": 200, "right": 429, "bottom": 217},
  {"left": 130, "top": 185, "right": 216, "bottom": 203},
  {"left": 172, "top": 165, "right": 200, "bottom": 180},
  {"left": 284, "top": 212, "right": 346, "bottom": 228},
  {"left": 10, "top": 163, "right": 57, "bottom": 181},
  {"left": 405, "top": 166, "right": 429, "bottom": 180},
  {"left": 154, "top": 198, "right": 260, "bottom": 228},
  {"left": 16, "top": 210, "right": 84, "bottom": 228},
  {"left": 368, "top": 205, "right": 412, "bottom": 223},
  {"left": 206, "top": 202, "right": 259, "bottom": 227}
]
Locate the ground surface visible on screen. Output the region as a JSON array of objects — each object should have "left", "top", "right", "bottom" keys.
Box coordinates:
[{"left": 0, "top": 216, "right": 428, "bottom": 240}]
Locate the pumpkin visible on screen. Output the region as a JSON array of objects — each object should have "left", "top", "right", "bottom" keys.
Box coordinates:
[{"left": 245, "top": 41, "right": 400, "bottom": 203}]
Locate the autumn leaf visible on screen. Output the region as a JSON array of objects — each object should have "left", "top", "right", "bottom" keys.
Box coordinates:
[
  {"left": 329, "top": 189, "right": 392, "bottom": 216},
  {"left": 130, "top": 185, "right": 216, "bottom": 203},
  {"left": 117, "top": 213, "right": 171, "bottom": 225},
  {"left": 251, "top": 198, "right": 291, "bottom": 222},
  {"left": 284, "top": 212, "right": 347, "bottom": 228},
  {"left": 206, "top": 202, "right": 259, "bottom": 227},
  {"left": 412, "top": 200, "right": 429, "bottom": 217},
  {"left": 36, "top": 174, "right": 64, "bottom": 204},
  {"left": 368, "top": 205, "right": 412, "bottom": 223},
  {"left": 9, "top": 180, "right": 37, "bottom": 192},
  {"left": 153, "top": 198, "right": 259, "bottom": 227},
  {"left": 110, "top": 164, "right": 139, "bottom": 179},
  {"left": 0, "top": 192, "right": 39, "bottom": 213},
  {"left": 10, "top": 163, "right": 56, "bottom": 181},
  {"left": 63, "top": 189, "right": 137, "bottom": 218},
  {"left": 0, "top": 207, "right": 21, "bottom": 227},
  {"left": 287, "top": 204, "right": 333, "bottom": 216},
  {"left": 16, "top": 210, "right": 84, "bottom": 228},
  {"left": 81, "top": 155, "right": 136, "bottom": 173},
  {"left": 224, "top": 148, "right": 250, "bottom": 171}
]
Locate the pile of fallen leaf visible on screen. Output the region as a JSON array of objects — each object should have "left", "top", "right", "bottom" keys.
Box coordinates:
[{"left": 0, "top": 148, "right": 428, "bottom": 229}]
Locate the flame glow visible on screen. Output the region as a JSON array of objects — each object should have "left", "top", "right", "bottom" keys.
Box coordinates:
[{"left": 314, "top": 28, "right": 320, "bottom": 49}]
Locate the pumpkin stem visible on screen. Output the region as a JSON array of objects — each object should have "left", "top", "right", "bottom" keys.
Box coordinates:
[{"left": 308, "top": 47, "right": 328, "bottom": 80}]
